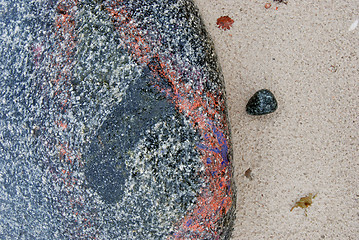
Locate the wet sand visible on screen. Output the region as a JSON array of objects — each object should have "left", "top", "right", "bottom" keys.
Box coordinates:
[{"left": 194, "top": 0, "right": 359, "bottom": 239}]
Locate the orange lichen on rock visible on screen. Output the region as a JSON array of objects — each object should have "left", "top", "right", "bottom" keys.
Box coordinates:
[{"left": 216, "top": 16, "right": 234, "bottom": 30}]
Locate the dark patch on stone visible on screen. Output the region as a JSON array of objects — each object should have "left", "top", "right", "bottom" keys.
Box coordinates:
[
  {"left": 84, "top": 74, "right": 200, "bottom": 205},
  {"left": 246, "top": 89, "right": 278, "bottom": 115}
]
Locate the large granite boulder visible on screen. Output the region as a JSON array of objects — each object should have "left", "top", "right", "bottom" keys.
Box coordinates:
[{"left": 0, "top": 0, "right": 235, "bottom": 239}]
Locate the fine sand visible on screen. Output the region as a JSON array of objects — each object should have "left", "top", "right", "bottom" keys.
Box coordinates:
[{"left": 194, "top": 0, "right": 359, "bottom": 239}]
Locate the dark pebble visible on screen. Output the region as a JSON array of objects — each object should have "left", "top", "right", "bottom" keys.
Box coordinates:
[
  {"left": 246, "top": 89, "right": 278, "bottom": 115},
  {"left": 244, "top": 168, "right": 253, "bottom": 180}
]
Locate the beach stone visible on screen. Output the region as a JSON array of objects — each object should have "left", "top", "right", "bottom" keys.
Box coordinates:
[
  {"left": 246, "top": 89, "right": 278, "bottom": 115},
  {"left": 0, "top": 0, "right": 235, "bottom": 239}
]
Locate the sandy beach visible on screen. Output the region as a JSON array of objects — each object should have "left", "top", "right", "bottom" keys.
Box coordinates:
[{"left": 193, "top": 0, "right": 359, "bottom": 239}]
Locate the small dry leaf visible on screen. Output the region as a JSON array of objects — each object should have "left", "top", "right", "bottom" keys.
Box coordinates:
[
  {"left": 216, "top": 16, "right": 234, "bottom": 30},
  {"left": 290, "top": 193, "right": 317, "bottom": 216}
]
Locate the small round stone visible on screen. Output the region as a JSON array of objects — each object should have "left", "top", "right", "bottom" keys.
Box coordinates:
[{"left": 246, "top": 89, "right": 278, "bottom": 115}]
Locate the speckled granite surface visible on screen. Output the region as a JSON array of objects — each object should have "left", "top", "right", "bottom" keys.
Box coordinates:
[{"left": 0, "top": 0, "right": 235, "bottom": 239}]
